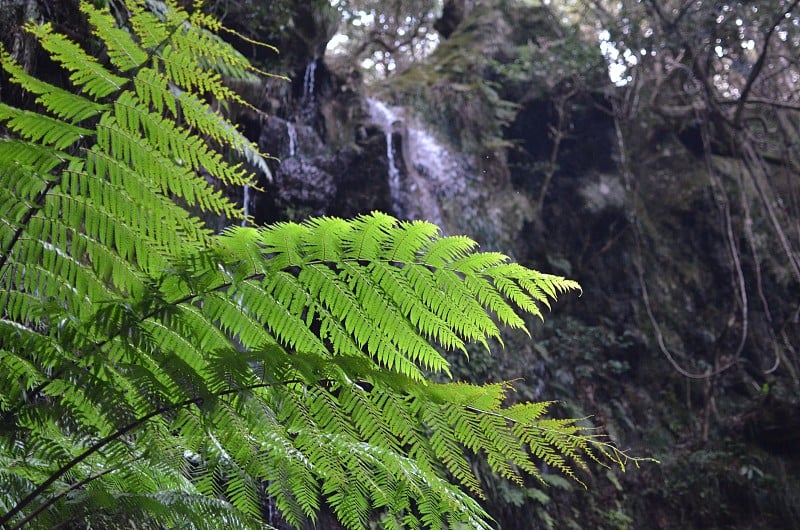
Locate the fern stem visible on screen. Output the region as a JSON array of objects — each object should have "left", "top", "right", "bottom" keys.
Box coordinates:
[
  {"left": 0, "top": 180, "right": 59, "bottom": 281},
  {"left": 8, "top": 465, "right": 121, "bottom": 530},
  {"left": 0, "top": 381, "right": 298, "bottom": 528}
]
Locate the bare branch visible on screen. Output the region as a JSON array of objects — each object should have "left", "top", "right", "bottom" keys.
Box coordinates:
[
  {"left": 719, "top": 96, "right": 800, "bottom": 112},
  {"left": 733, "top": 0, "right": 800, "bottom": 127}
]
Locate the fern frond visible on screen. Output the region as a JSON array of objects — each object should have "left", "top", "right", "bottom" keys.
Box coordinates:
[
  {"left": 126, "top": 1, "right": 171, "bottom": 49},
  {"left": 0, "top": 49, "right": 106, "bottom": 122},
  {"left": 82, "top": 3, "right": 148, "bottom": 73},
  {"left": 112, "top": 92, "right": 249, "bottom": 187},
  {"left": 0, "top": 105, "right": 92, "bottom": 150},
  {"left": 370, "top": 261, "right": 467, "bottom": 352},
  {"left": 180, "top": 11, "right": 263, "bottom": 82},
  {"left": 84, "top": 146, "right": 213, "bottom": 247},
  {"left": 96, "top": 114, "right": 242, "bottom": 218},
  {"left": 158, "top": 44, "right": 246, "bottom": 106},
  {"left": 172, "top": 87, "right": 273, "bottom": 180},
  {"left": 420, "top": 234, "right": 478, "bottom": 266},
  {"left": 342, "top": 211, "right": 396, "bottom": 260},
  {"left": 0, "top": 2, "right": 640, "bottom": 529},
  {"left": 214, "top": 214, "right": 579, "bottom": 380},
  {"left": 25, "top": 22, "right": 127, "bottom": 98},
  {"left": 0, "top": 140, "right": 68, "bottom": 179},
  {"left": 385, "top": 219, "right": 442, "bottom": 262}
]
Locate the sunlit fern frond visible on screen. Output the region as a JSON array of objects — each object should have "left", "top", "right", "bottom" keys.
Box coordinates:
[{"left": 0, "top": 2, "right": 639, "bottom": 529}]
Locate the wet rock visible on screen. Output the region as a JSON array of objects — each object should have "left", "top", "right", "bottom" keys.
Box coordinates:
[
  {"left": 261, "top": 116, "right": 325, "bottom": 159},
  {"left": 273, "top": 158, "right": 336, "bottom": 216},
  {"left": 434, "top": 0, "right": 466, "bottom": 39}
]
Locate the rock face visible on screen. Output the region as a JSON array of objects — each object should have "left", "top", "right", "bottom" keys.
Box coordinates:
[{"left": 252, "top": 69, "right": 532, "bottom": 256}]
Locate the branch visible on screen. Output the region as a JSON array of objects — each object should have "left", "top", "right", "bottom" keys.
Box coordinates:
[
  {"left": 0, "top": 381, "right": 300, "bottom": 529},
  {"left": 536, "top": 89, "right": 577, "bottom": 213},
  {"left": 8, "top": 466, "right": 120, "bottom": 530},
  {"left": 719, "top": 96, "right": 800, "bottom": 112},
  {"left": 733, "top": 0, "right": 800, "bottom": 127},
  {"left": 643, "top": 0, "right": 732, "bottom": 129},
  {"left": 350, "top": 17, "right": 426, "bottom": 61}
]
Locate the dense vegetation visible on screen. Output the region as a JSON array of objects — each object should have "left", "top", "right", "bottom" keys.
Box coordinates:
[
  {"left": 2, "top": 0, "right": 799, "bottom": 527},
  {"left": 0, "top": 2, "right": 639, "bottom": 528},
  {"left": 236, "top": 0, "right": 800, "bottom": 527}
]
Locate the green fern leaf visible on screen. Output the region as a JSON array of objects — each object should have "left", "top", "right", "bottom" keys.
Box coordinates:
[
  {"left": 0, "top": 3, "right": 643, "bottom": 530},
  {"left": 26, "top": 22, "right": 127, "bottom": 98},
  {"left": 82, "top": 3, "right": 148, "bottom": 72},
  {"left": 0, "top": 48, "right": 107, "bottom": 123}
]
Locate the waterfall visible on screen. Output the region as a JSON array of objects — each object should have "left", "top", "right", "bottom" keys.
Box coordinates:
[
  {"left": 367, "top": 97, "right": 473, "bottom": 228},
  {"left": 241, "top": 184, "right": 250, "bottom": 227},
  {"left": 303, "top": 60, "right": 317, "bottom": 100},
  {"left": 287, "top": 121, "right": 297, "bottom": 157},
  {"left": 384, "top": 132, "right": 400, "bottom": 208},
  {"left": 405, "top": 124, "right": 466, "bottom": 200},
  {"left": 367, "top": 98, "right": 404, "bottom": 217}
]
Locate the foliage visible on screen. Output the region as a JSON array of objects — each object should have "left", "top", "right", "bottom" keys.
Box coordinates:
[
  {"left": 578, "top": 0, "right": 800, "bottom": 386},
  {"left": 0, "top": 1, "right": 635, "bottom": 528},
  {"left": 205, "top": 0, "right": 338, "bottom": 72},
  {"left": 371, "top": 4, "right": 517, "bottom": 154},
  {"left": 328, "top": 0, "right": 440, "bottom": 78}
]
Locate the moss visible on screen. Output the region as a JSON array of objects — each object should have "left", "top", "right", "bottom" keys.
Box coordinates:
[
  {"left": 653, "top": 447, "right": 800, "bottom": 528},
  {"left": 369, "top": 4, "right": 519, "bottom": 153}
]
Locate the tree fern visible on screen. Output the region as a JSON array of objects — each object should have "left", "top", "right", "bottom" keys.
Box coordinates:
[{"left": 0, "top": 2, "right": 640, "bottom": 529}]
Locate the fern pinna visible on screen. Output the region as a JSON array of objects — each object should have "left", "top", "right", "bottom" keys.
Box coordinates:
[{"left": 0, "top": 1, "right": 635, "bottom": 529}]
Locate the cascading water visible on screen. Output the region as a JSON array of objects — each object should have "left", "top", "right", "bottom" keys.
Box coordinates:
[
  {"left": 406, "top": 119, "right": 531, "bottom": 251},
  {"left": 241, "top": 184, "right": 250, "bottom": 227},
  {"left": 365, "top": 97, "right": 527, "bottom": 248},
  {"left": 405, "top": 123, "right": 468, "bottom": 207},
  {"left": 367, "top": 96, "right": 479, "bottom": 229},
  {"left": 302, "top": 60, "right": 317, "bottom": 100},
  {"left": 367, "top": 98, "right": 404, "bottom": 218},
  {"left": 287, "top": 121, "right": 297, "bottom": 157}
]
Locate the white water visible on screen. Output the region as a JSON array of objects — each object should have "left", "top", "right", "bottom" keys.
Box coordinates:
[
  {"left": 365, "top": 97, "right": 531, "bottom": 251},
  {"left": 367, "top": 98, "right": 404, "bottom": 217},
  {"left": 287, "top": 121, "right": 297, "bottom": 157},
  {"left": 303, "top": 61, "right": 317, "bottom": 100},
  {"left": 366, "top": 97, "right": 474, "bottom": 228},
  {"left": 242, "top": 185, "right": 250, "bottom": 227},
  {"left": 406, "top": 123, "right": 467, "bottom": 200}
]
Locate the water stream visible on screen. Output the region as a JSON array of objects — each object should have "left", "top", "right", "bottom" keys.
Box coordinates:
[
  {"left": 241, "top": 184, "right": 250, "bottom": 227},
  {"left": 287, "top": 121, "right": 297, "bottom": 157},
  {"left": 367, "top": 98, "right": 404, "bottom": 218},
  {"left": 303, "top": 60, "right": 317, "bottom": 100},
  {"left": 366, "top": 97, "right": 475, "bottom": 229}
]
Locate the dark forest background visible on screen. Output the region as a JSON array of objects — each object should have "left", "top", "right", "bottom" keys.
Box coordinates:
[{"left": 2, "top": 0, "right": 799, "bottom": 528}]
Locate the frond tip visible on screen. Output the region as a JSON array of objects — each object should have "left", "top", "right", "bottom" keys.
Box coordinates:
[{"left": 212, "top": 212, "right": 580, "bottom": 378}]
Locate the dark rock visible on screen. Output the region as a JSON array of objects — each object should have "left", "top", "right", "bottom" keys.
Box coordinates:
[
  {"left": 434, "top": 0, "right": 465, "bottom": 39},
  {"left": 260, "top": 116, "right": 324, "bottom": 159},
  {"left": 273, "top": 158, "right": 336, "bottom": 216},
  {"left": 746, "top": 395, "right": 800, "bottom": 455}
]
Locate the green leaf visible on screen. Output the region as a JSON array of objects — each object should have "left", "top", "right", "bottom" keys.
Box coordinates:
[{"left": 0, "top": 3, "right": 640, "bottom": 530}]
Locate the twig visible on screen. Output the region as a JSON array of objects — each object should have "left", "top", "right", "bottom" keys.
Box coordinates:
[
  {"left": 733, "top": 0, "right": 800, "bottom": 127},
  {"left": 1, "top": 381, "right": 301, "bottom": 529}
]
